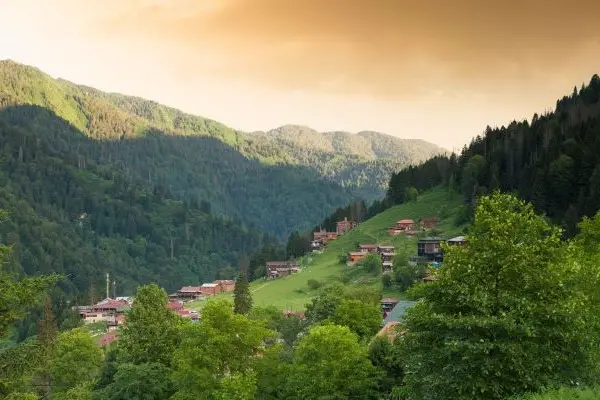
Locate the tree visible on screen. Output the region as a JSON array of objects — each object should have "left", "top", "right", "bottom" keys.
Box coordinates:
[
  {"left": 401, "top": 193, "right": 600, "bottom": 400},
  {"left": 233, "top": 270, "right": 252, "bottom": 315},
  {"left": 118, "top": 284, "right": 180, "bottom": 366},
  {"left": 331, "top": 299, "right": 382, "bottom": 341},
  {"left": 284, "top": 324, "right": 379, "bottom": 399},
  {"left": 171, "top": 300, "right": 273, "bottom": 399},
  {"left": 95, "top": 363, "right": 175, "bottom": 400},
  {"left": 285, "top": 231, "right": 310, "bottom": 259},
  {"left": 360, "top": 253, "right": 382, "bottom": 275},
  {"left": 33, "top": 296, "right": 58, "bottom": 396},
  {"left": 368, "top": 336, "right": 404, "bottom": 395},
  {"left": 49, "top": 329, "right": 103, "bottom": 395}
]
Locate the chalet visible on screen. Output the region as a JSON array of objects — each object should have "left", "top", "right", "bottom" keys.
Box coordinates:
[
  {"left": 381, "top": 252, "right": 395, "bottom": 272},
  {"left": 419, "top": 216, "right": 440, "bottom": 230},
  {"left": 447, "top": 236, "right": 467, "bottom": 246},
  {"left": 347, "top": 251, "right": 366, "bottom": 263},
  {"left": 417, "top": 237, "right": 444, "bottom": 262},
  {"left": 380, "top": 298, "right": 399, "bottom": 315},
  {"left": 359, "top": 244, "right": 378, "bottom": 253},
  {"left": 200, "top": 283, "right": 221, "bottom": 296},
  {"left": 92, "top": 298, "right": 130, "bottom": 313},
  {"left": 214, "top": 280, "right": 235, "bottom": 293},
  {"left": 377, "top": 245, "right": 395, "bottom": 254},
  {"left": 177, "top": 286, "right": 203, "bottom": 300},
  {"left": 383, "top": 300, "right": 417, "bottom": 326},
  {"left": 266, "top": 261, "right": 301, "bottom": 279},
  {"left": 396, "top": 219, "right": 415, "bottom": 231},
  {"left": 79, "top": 298, "right": 130, "bottom": 325},
  {"left": 336, "top": 217, "right": 356, "bottom": 235},
  {"left": 313, "top": 228, "right": 338, "bottom": 245}
]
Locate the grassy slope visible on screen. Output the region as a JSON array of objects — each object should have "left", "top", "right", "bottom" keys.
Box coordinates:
[
  {"left": 512, "top": 387, "right": 600, "bottom": 400},
  {"left": 189, "top": 188, "right": 465, "bottom": 311}
]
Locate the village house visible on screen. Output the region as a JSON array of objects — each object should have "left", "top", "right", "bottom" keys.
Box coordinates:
[
  {"left": 79, "top": 298, "right": 131, "bottom": 325},
  {"left": 381, "top": 252, "right": 395, "bottom": 272},
  {"left": 417, "top": 237, "right": 445, "bottom": 262},
  {"left": 380, "top": 298, "right": 399, "bottom": 316},
  {"left": 177, "top": 286, "right": 203, "bottom": 300},
  {"left": 336, "top": 217, "right": 356, "bottom": 235},
  {"left": 396, "top": 219, "right": 415, "bottom": 231},
  {"left": 419, "top": 216, "right": 440, "bottom": 230},
  {"left": 200, "top": 283, "right": 221, "bottom": 296},
  {"left": 313, "top": 228, "right": 338, "bottom": 245},
  {"left": 377, "top": 245, "right": 395, "bottom": 254},
  {"left": 266, "top": 260, "right": 301, "bottom": 279},
  {"left": 214, "top": 279, "right": 235, "bottom": 293},
  {"left": 447, "top": 236, "right": 467, "bottom": 246},
  {"left": 347, "top": 251, "right": 366, "bottom": 264},
  {"left": 359, "top": 244, "right": 378, "bottom": 253}
]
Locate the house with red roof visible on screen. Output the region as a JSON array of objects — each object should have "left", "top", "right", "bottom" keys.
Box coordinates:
[{"left": 177, "top": 286, "right": 203, "bottom": 300}]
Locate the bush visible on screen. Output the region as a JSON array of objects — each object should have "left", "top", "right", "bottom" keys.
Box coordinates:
[
  {"left": 307, "top": 279, "right": 322, "bottom": 290},
  {"left": 382, "top": 274, "right": 393, "bottom": 288},
  {"left": 338, "top": 254, "right": 348, "bottom": 265},
  {"left": 393, "top": 263, "right": 428, "bottom": 292},
  {"left": 360, "top": 253, "right": 382, "bottom": 275}
]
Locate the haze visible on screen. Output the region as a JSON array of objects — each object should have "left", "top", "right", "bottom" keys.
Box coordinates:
[{"left": 1, "top": 0, "right": 599, "bottom": 149}]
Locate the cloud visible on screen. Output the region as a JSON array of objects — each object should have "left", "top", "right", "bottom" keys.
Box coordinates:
[{"left": 78, "top": 0, "right": 600, "bottom": 99}]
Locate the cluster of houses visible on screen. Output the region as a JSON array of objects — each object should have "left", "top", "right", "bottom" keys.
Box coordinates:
[
  {"left": 388, "top": 216, "right": 440, "bottom": 236},
  {"left": 266, "top": 260, "right": 302, "bottom": 279},
  {"left": 170, "top": 279, "right": 236, "bottom": 300},
  {"left": 347, "top": 244, "right": 396, "bottom": 272},
  {"left": 311, "top": 217, "right": 357, "bottom": 251}
]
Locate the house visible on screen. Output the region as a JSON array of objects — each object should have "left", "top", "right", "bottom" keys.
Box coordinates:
[
  {"left": 313, "top": 228, "right": 338, "bottom": 245},
  {"left": 396, "top": 219, "right": 415, "bottom": 231},
  {"left": 358, "top": 244, "right": 378, "bottom": 253},
  {"left": 266, "top": 261, "right": 301, "bottom": 279},
  {"left": 417, "top": 237, "right": 445, "bottom": 262},
  {"left": 377, "top": 245, "right": 395, "bottom": 254},
  {"left": 347, "top": 251, "right": 366, "bottom": 263},
  {"left": 214, "top": 280, "right": 235, "bottom": 293},
  {"left": 381, "top": 252, "right": 395, "bottom": 272},
  {"left": 92, "top": 298, "right": 130, "bottom": 313},
  {"left": 200, "top": 283, "right": 221, "bottom": 296},
  {"left": 447, "top": 236, "right": 467, "bottom": 246},
  {"left": 383, "top": 300, "right": 417, "bottom": 326},
  {"left": 419, "top": 216, "right": 440, "bottom": 230},
  {"left": 336, "top": 217, "right": 356, "bottom": 235},
  {"left": 177, "top": 286, "right": 203, "bottom": 300},
  {"left": 380, "top": 298, "right": 399, "bottom": 315},
  {"left": 311, "top": 240, "right": 324, "bottom": 251}
]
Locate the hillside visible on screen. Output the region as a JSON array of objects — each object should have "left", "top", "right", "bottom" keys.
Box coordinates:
[
  {"left": 387, "top": 74, "right": 600, "bottom": 236},
  {"left": 189, "top": 188, "right": 465, "bottom": 311},
  {"left": 0, "top": 60, "right": 444, "bottom": 237}
]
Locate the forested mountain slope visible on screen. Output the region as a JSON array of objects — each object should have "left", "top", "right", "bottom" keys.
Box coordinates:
[
  {"left": 0, "top": 60, "right": 444, "bottom": 237},
  {"left": 386, "top": 74, "right": 600, "bottom": 235}
]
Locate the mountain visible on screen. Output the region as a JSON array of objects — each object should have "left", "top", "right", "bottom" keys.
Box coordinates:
[
  {"left": 386, "top": 73, "right": 600, "bottom": 236},
  {"left": 0, "top": 60, "right": 445, "bottom": 238}
]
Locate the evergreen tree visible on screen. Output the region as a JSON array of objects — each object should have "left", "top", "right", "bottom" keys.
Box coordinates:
[{"left": 233, "top": 270, "right": 252, "bottom": 315}]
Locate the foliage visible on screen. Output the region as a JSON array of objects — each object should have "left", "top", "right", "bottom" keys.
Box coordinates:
[
  {"left": 306, "top": 279, "right": 322, "bottom": 290},
  {"left": 368, "top": 336, "right": 405, "bottom": 395},
  {"left": 286, "top": 231, "right": 311, "bottom": 259},
  {"left": 233, "top": 270, "right": 252, "bottom": 315},
  {"left": 401, "top": 193, "right": 600, "bottom": 400},
  {"left": 49, "top": 328, "right": 103, "bottom": 395},
  {"left": 510, "top": 387, "right": 600, "bottom": 400},
  {"left": 284, "top": 324, "right": 379, "bottom": 399},
  {"left": 332, "top": 299, "right": 382, "bottom": 341},
  {"left": 170, "top": 300, "right": 274, "bottom": 399},
  {"left": 118, "top": 284, "right": 181, "bottom": 366},
  {"left": 360, "top": 252, "right": 383, "bottom": 274},
  {"left": 393, "top": 260, "right": 428, "bottom": 292},
  {"left": 94, "top": 363, "right": 175, "bottom": 400}
]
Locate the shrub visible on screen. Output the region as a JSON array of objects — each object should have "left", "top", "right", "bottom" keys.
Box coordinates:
[{"left": 307, "top": 279, "right": 322, "bottom": 290}]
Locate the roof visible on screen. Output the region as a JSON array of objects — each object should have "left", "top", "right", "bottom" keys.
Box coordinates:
[
  {"left": 378, "top": 244, "right": 395, "bottom": 248},
  {"left": 93, "top": 299, "right": 129, "bottom": 309},
  {"left": 348, "top": 251, "right": 365, "bottom": 256},
  {"left": 397, "top": 219, "right": 415, "bottom": 224},
  {"left": 201, "top": 283, "right": 218, "bottom": 288},
  {"left": 359, "top": 244, "right": 377, "bottom": 248},
  {"left": 383, "top": 301, "right": 417, "bottom": 325},
  {"left": 448, "top": 236, "right": 466, "bottom": 242},
  {"left": 213, "top": 280, "right": 235, "bottom": 284},
  {"left": 380, "top": 298, "right": 398, "bottom": 304},
  {"left": 179, "top": 286, "right": 202, "bottom": 293},
  {"left": 419, "top": 237, "right": 444, "bottom": 242}
]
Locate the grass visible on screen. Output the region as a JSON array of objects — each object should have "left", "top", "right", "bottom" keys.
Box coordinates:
[{"left": 188, "top": 188, "right": 466, "bottom": 312}]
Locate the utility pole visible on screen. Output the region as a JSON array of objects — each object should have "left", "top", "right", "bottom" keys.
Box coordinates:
[
  {"left": 113, "top": 280, "right": 116, "bottom": 299},
  {"left": 106, "top": 273, "right": 110, "bottom": 299}
]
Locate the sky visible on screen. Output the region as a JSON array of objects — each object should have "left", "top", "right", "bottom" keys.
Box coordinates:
[{"left": 0, "top": 0, "right": 599, "bottom": 149}]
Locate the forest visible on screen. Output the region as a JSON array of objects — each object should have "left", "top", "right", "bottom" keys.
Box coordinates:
[
  {"left": 385, "top": 74, "right": 600, "bottom": 236},
  {"left": 2, "top": 192, "right": 600, "bottom": 400},
  {"left": 0, "top": 60, "right": 443, "bottom": 239}
]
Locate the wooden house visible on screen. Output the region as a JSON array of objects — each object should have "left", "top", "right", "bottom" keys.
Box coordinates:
[
  {"left": 313, "top": 228, "right": 338, "bottom": 245},
  {"left": 380, "top": 298, "right": 399, "bottom": 315},
  {"left": 381, "top": 252, "right": 395, "bottom": 272},
  {"left": 214, "top": 280, "right": 235, "bottom": 293},
  {"left": 447, "top": 236, "right": 467, "bottom": 246},
  {"left": 200, "top": 283, "right": 221, "bottom": 296},
  {"left": 359, "top": 244, "right": 378, "bottom": 253},
  {"left": 177, "top": 286, "right": 203, "bottom": 300},
  {"left": 396, "top": 219, "right": 415, "bottom": 231},
  {"left": 347, "top": 252, "right": 366, "bottom": 263},
  {"left": 266, "top": 261, "right": 301, "bottom": 279},
  {"left": 419, "top": 216, "right": 440, "bottom": 230},
  {"left": 417, "top": 237, "right": 444, "bottom": 262},
  {"left": 377, "top": 245, "right": 395, "bottom": 254},
  {"left": 336, "top": 217, "right": 356, "bottom": 235}
]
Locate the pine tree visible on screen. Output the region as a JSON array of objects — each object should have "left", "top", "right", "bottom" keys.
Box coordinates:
[
  {"left": 35, "top": 296, "right": 59, "bottom": 396},
  {"left": 233, "top": 270, "right": 252, "bottom": 315}
]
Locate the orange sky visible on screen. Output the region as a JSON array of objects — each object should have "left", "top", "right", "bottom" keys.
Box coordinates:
[{"left": 1, "top": 0, "right": 599, "bottom": 149}]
